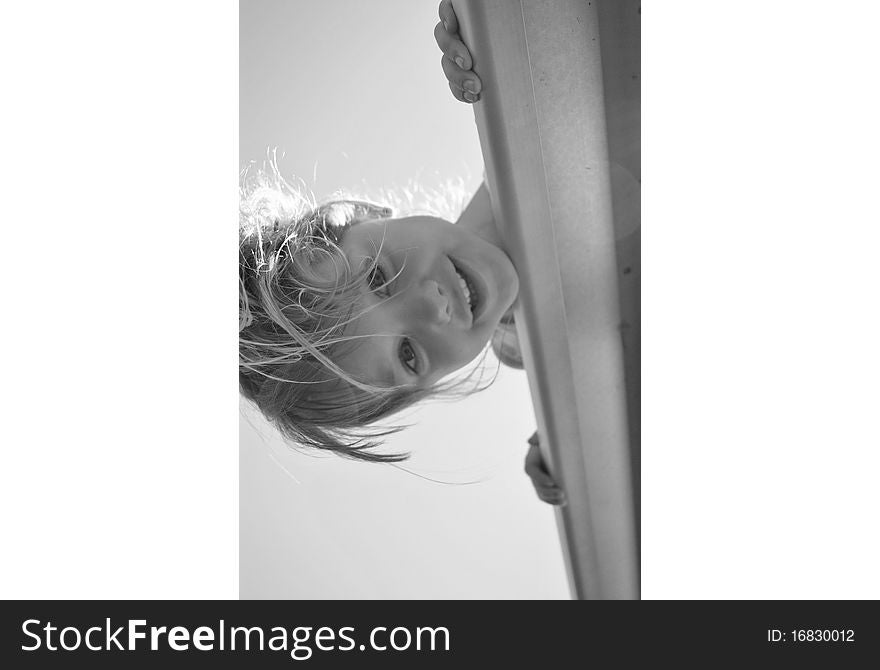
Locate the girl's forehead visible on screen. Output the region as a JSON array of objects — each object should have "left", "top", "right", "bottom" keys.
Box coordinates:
[
  {"left": 346, "top": 215, "right": 448, "bottom": 247},
  {"left": 340, "top": 219, "right": 387, "bottom": 259}
]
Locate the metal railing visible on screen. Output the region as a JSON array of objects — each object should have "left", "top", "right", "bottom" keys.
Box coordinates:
[{"left": 452, "top": 0, "right": 640, "bottom": 599}]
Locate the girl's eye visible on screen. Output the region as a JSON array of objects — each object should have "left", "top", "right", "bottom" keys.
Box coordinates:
[
  {"left": 367, "top": 262, "right": 390, "bottom": 295},
  {"left": 398, "top": 338, "right": 419, "bottom": 375}
]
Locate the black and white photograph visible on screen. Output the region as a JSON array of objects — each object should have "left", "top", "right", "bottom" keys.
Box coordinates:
[
  {"left": 4, "top": 0, "right": 880, "bottom": 659},
  {"left": 239, "top": 0, "right": 640, "bottom": 599}
]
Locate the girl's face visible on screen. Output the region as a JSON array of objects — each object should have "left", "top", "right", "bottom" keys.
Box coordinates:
[{"left": 330, "top": 216, "right": 519, "bottom": 388}]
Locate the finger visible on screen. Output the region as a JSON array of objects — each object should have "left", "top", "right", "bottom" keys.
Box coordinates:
[
  {"left": 433, "top": 20, "right": 453, "bottom": 53},
  {"left": 526, "top": 446, "right": 558, "bottom": 488},
  {"left": 448, "top": 81, "right": 467, "bottom": 104},
  {"left": 526, "top": 466, "right": 558, "bottom": 490},
  {"left": 534, "top": 480, "right": 565, "bottom": 498},
  {"left": 433, "top": 23, "right": 474, "bottom": 72},
  {"left": 535, "top": 483, "right": 563, "bottom": 498},
  {"left": 438, "top": 0, "right": 459, "bottom": 35},
  {"left": 536, "top": 487, "right": 567, "bottom": 506},
  {"left": 441, "top": 56, "right": 481, "bottom": 101}
]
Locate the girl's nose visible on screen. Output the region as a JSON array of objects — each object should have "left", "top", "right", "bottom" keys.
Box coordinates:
[{"left": 415, "top": 279, "right": 451, "bottom": 325}]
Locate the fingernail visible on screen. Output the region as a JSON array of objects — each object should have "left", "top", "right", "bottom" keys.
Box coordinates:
[
  {"left": 464, "top": 79, "right": 478, "bottom": 93},
  {"left": 455, "top": 56, "right": 466, "bottom": 69},
  {"left": 443, "top": 19, "right": 449, "bottom": 31},
  {"left": 463, "top": 91, "right": 479, "bottom": 103}
]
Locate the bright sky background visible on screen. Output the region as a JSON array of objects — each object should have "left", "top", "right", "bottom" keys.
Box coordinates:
[{"left": 239, "top": 0, "right": 568, "bottom": 599}]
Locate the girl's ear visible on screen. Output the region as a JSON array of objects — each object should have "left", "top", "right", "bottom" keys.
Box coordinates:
[{"left": 491, "top": 311, "right": 524, "bottom": 369}]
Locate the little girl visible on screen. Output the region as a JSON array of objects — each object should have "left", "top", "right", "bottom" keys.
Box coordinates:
[{"left": 240, "top": 1, "right": 564, "bottom": 503}]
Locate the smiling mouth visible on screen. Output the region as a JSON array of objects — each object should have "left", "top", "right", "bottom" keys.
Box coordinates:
[{"left": 451, "top": 260, "right": 479, "bottom": 318}]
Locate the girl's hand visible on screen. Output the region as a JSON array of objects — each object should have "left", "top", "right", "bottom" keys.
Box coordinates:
[
  {"left": 434, "top": 0, "right": 482, "bottom": 103},
  {"left": 525, "top": 432, "right": 567, "bottom": 506}
]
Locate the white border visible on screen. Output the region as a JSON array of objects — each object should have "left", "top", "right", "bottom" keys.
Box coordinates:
[{"left": 1, "top": 0, "right": 238, "bottom": 599}]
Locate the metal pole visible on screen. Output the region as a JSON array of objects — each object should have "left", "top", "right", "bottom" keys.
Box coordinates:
[{"left": 452, "top": 0, "right": 640, "bottom": 599}]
